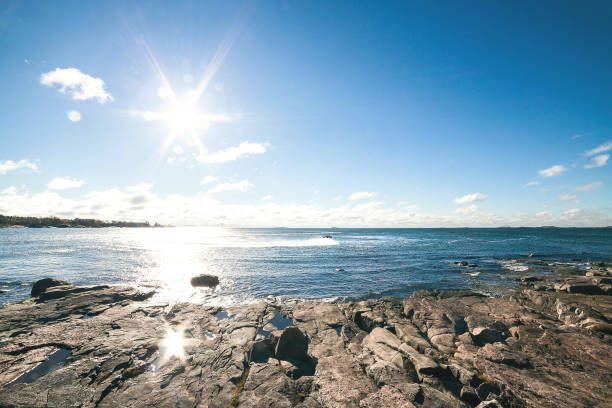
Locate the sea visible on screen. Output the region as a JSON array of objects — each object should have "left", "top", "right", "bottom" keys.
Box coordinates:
[{"left": 1, "top": 227, "right": 610, "bottom": 306}]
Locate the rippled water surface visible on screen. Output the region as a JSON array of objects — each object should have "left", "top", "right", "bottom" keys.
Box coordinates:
[{"left": 1, "top": 227, "right": 610, "bottom": 305}]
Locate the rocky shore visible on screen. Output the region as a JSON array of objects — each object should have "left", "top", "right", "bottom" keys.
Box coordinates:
[{"left": 0, "top": 261, "right": 611, "bottom": 408}]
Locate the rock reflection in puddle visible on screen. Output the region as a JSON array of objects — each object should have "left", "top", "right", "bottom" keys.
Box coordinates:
[
  {"left": 257, "top": 310, "right": 295, "bottom": 338},
  {"left": 214, "top": 310, "right": 236, "bottom": 320},
  {"left": 9, "top": 348, "right": 72, "bottom": 385}
]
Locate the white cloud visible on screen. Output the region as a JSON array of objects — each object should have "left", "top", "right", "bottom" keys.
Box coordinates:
[
  {"left": 584, "top": 154, "right": 609, "bottom": 169},
  {"left": 524, "top": 181, "right": 540, "bottom": 187},
  {"left": 349, "top": 191, "right": 378, "bottom": 201},
  {"left": 575, "top": 181, "right": 603, "bottom": 192},
  {"left": 453, "top": 204, "right": 478, "bottom": 214},
  {"left": 571, "top": 134, "right": 583, "bottom": 140},
  {"left": 197, "top": 141, "right": 267, "bottom": 164},
  {"left": 334, "top": 194, "right": 343, "bottom": 201},
  {"left": 200, "top": 176, "right": 218, "bottom": 185},
  {"left": 207, "top": 180, "right": 253, "bottom": 194},
  {"left": 173, "top": 146, "right": 184, "bottom": 155},
  {"left": 261, "top": 195, "right": 272, "bottom": 201},
  {"left": 539, "top": 164, "right": 567, "bottom": 177},
  {"left": 47, "top": 177, "right": 85, "bottom": 190},
  {"left": 0, "top": 159, "right": 38, "bottom": 175},
  {"left": 1, "top": 186, "right": 17, "bottom": 195},
  {"left": 585, "top": 141, "right": 612, "bottom": 156},
  {"left": 453, "top": 192, "right": 486, "bottom": 204},
  {"left": 40, "top": 68, "right": 113, "bottom": 103},
  {"left": 125, "top": 183, "right": 153, "bottom": 193},
  {"left": 0, "top": 185, "right": 610, "bottom": 227},
  {"left": 564, "top": 208, "right": 582, "bottom": 217},
  {"left": 559, "top": 194, "right": 577, "bottom": 201}
]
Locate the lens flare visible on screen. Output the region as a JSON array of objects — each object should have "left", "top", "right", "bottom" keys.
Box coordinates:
[{"left": 67, "top": 110, "right": 82, "bottom": 122}]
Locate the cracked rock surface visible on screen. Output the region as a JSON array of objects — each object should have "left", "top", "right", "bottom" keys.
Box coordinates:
[{"left": 0, "top": 262, "right": 611, "bottom": 407}]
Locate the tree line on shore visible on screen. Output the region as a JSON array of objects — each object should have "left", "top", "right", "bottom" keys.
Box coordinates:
[{"left": 0, "top": 214, "right": 155, "bottom": 228}]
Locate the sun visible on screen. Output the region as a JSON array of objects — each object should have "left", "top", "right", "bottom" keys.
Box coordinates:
[
  {"left": 168, "top": 100, "right": 202, "bottom": 133},
  {"left": 134, "top": 28, "right": 245, "bottom": 157}
]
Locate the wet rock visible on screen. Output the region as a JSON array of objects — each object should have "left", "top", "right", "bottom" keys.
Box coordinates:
[
  {"left": 520, "top": 276, "right": 542, "bottom": 282},
  {"left": 190, "top": 274, "right": 219, "bottom": 287},
  {"left": 31, "top": 278, "right": 72, "bottom": 297}
]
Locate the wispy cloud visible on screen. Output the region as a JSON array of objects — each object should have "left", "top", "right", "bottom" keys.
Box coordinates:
[
  {"left": 0, "top": 159, "right": 38, "bottom": 175},
  {"left": 197, "top": 141, "right": 267, "bottom": 164},
  {"left": 575, "top": 181, "right": 603, "bottom": 192},
  {"left": 571, "top": 134, "right": 583, "bottom": 140},
  {"left": 349, "top": 191, "right": 378, "bottom": 201},
  {"left": 261, "top": 194, "right": 272, "bottom": 201},
  {"left": 207, "top": 180, "right": 253, "bottom": 194},
  {"left": 454, "top": 192, "right": 486, "bottom": 204},
  {"left": 40, "top": 68, "right": 113, "bottom": 103},
  {"left": 584, "top": 154, "right": 609, "bottom": 169},
  {"left": 539, "top": 164, "right": 567, "bottom": 177},
  {"left": 524, "top": 181, "right": 540, "bottom": 187},
  {"left": 200, "top": 176, "right": 218, "bottom": 185},
  {"left": 585, "top": 141, "right": 612, "bottom": 156},
  {"left": 453, "top": 204, "right": 478, "bottom": 214},
  {"left": 559, "top": 194, "right": 577, "bottom": 201},
  {"left": 47, "top": 177, "right": 85, "bottom": 190}
]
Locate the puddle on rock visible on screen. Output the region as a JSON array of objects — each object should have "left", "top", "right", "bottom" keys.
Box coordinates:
[
  {"left": 334, "top": 326, "right": 342, "bottom": 336},
  {"left": 204, "top": 330, "right": 216, "bottom": 340},
  {"left": 214, "top": 310, "right": 236, "bottom": 320},
  {"left": 80, "top": 314, "right": 93, "bottom": 320},
  {"left": 257, "top": 310, "right": 295, "bottom": 337},
  {"left": 9, "top": 348, "right": 72, "bottom": 385}
]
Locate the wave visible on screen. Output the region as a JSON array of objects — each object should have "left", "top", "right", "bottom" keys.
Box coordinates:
[
  {"left": 214, "top": 237, "right": 340, "bottom": 248},
  {"left": 499, "top": 260, "right": 529, "bottom": 272}
]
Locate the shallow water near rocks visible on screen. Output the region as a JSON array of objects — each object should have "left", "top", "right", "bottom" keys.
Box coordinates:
[
  {"left": 9, "top": 348, "right": 72, "bottom": 385},
  {"left": 1, "top": 227, "right": 610, "bottom": 306},
  {"left": 214, "top": 310, "right": 236, "bottom": 320}
]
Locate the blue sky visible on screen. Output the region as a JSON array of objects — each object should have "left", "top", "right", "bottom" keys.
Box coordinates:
[{"left": 1, "top": 0, "right": 611, "bottom": 226}]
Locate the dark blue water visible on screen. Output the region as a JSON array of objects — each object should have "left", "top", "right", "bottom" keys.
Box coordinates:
[{"left": 1, "top": 227, "right": 610, "bottom": 306}]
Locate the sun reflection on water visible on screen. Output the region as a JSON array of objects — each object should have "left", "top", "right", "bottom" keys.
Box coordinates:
[
  {"left": 130, "top": 227, "right": 229, "bottom": 304},
  {"left": 158, "top": 325, "right": 187, "bottom": 364}
]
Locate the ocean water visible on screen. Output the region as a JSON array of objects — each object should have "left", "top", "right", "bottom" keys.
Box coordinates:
[{"left": 1, "top": 227, "right": 610, "bottom": 306}]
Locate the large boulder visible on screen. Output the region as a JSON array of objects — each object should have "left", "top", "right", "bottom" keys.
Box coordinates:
[
  {"left": 31, "top": 278, "right": 72, "bottom": 297},
  {"left": 190, "top": 274, "right": 219, "bottom": 288},
  {"left": 273, "top": 326, "right": 309, "bottom": 361}
]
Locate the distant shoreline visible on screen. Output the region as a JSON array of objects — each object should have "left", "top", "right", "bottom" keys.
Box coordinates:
[{"left": 0, "top": 214, "right": 163, "bottom": 229}]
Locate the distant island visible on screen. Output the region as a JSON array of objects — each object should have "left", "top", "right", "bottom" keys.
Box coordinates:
[{"left": 0, "top": 214, "right": 160, "bottom": 228}]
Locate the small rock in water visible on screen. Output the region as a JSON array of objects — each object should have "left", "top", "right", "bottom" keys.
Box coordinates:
[
  {"left": 336, "top": 268, "right": 345, "bottom": 272},
  {"left": 31, "top": 278, "right": 72, "bottom": 297},
  {"left": 459, "top": 261, "right": 469, "bottom": 266},
  {"left": 190, "top": 274, "right": 219, "bottom": 287}
]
